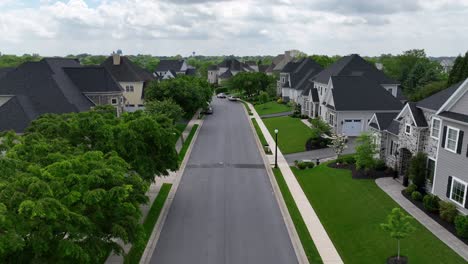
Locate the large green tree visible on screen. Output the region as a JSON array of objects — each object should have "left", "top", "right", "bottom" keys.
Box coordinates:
[
  {"left": 225, "top": 72, "right": 275, "bottom": 97},
  {"left": 448, "top": 51, "right": 468, "bottom": 86},
  {"left": 145, "top": 99, "right": 185, "bottom": 124}
]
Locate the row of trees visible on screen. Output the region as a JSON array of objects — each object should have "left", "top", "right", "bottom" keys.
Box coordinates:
[
  {"left": 448, "top": 51, "right": 468, "bottom": 86},
  {"left": 0, "top": 106, "right": 180, "bottom": 262}
]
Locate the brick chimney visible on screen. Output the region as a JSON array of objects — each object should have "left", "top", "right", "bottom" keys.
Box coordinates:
[{"left": 112, "top": 52, "right": 121, "bottom": 65}]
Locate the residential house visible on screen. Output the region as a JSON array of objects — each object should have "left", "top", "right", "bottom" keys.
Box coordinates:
[
  {"left": 279, "top": 58, "right": 323, "bottom": 103},
  {"left": 0, "top": 58, "right": 124, "bottom": 133},
  {"left": 265, "top": 50, "right": 300, "bottom": 76},
  {"left": 101, "top": 53, "right": 154, "bottom": 111},
  {"left": 207, "top": 58, "right": 257, "bottom": 85},
  {"left": 303, "top": 54, "right": 403, "bottom": 136},
  {"left": 369, "top": 79, "right": 468, "bottom": 215},
  {"left": 440, "top": 59, "right": 454, "bottom": 74},
  {"left": 154, "top": 59, "right": 196, "bottom": 80}
]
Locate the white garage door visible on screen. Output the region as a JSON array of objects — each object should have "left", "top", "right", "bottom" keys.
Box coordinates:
[{"left": 342, "top": 119, "right": 362, "bottom": 136}]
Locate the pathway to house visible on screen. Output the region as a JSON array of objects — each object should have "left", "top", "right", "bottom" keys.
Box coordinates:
[
  {"left": 284, "top": 138, "right": 356, "bottom": 165},
  {"left": 105, "top": 112, "right": 202, "bottom": 264},
  {"left": 376, "top": 177, "right": 468, "bottom": 262},
  {"left": 247, "top": 102, "right": 344, "bottom": 264},
  {"left": 260, "top": 111, "right": 294, "bottom": 119}
]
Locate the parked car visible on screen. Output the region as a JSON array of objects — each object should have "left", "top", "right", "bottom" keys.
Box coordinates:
[
  {"left": 228, "top": 96, "right": 238, "bottom": 101},
  {"left": 204, "top": 106, "right": 213, "bottom": 114},
  {"left": 217, "top": 93, "right": 226, "bottom": 98}
]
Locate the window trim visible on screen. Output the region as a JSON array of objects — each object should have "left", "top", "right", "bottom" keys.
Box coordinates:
[
  {"left": 430, "top": 117, "right": 442, "bottom": 140},
  {"left": 111, "top": 98, "right": 118, "bottom": 105},
  {"left": 426, "top": 157, "right": 436, "bottom": 183},
  {"left": 449, "top": 176, "right": 467, "bottom": 207},
  {"left": 445, "top": 126, "right": 460, "bottom": 153},
  {"left": 405, "top": 123, "right": 412, "bottom": 135},
  {"left": 329, "top": 112, "right": 335, "bottom": 126}
]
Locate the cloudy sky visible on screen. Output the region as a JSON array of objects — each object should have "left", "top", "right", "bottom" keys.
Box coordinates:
[{"left": 1, "top": 0, "right": 467, "bottom": 57}]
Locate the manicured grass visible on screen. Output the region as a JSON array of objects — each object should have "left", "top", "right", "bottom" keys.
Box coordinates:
[
  {"left": 292, "top": 165, "right": 466, "bottom": 264},
  {"left": 240, "top": 101, "right": 253, "bottom": 115},
  {"left": 263, "top": 116, "right": 313, "bottom": 154},
  {"left": 124, "top": 183, "right": 173, "bottom": 264},
  {"left": 178, "top": 124, "right": 198, "bottom": 161},
  {"left": 252, "top": 118, "right": 268, "bottom": 147},
  {"left": 272, "top": 168, "right": 323, "bottom": 263},
  {"left": 254, "top": 101, "right": 292, "bottom": 116}
]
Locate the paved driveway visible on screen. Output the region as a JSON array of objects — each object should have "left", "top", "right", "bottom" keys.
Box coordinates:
[{"left": 150, "top": 98, "right": 297, "bottom": 264}]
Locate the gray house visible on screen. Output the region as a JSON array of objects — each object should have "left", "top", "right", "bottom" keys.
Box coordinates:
[
  {"left": 370, "top": 79, "right": 468, "bottom": 215},
  {"left": 279, "top": 58, "right": 323, "bottom": 103},
  {"left": 154, "top": 59, "right": 196, "bottom": 80},
  {"left": 207, "top": 58, "right": 257, "bottom": 85}
]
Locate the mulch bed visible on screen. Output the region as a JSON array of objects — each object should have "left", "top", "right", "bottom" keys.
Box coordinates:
[
  {"left": 328, "top": 163, "right": 394, "bottom": 179},
  {"left": 387, "top": 256, "right": 408, "bottom": 264},
  {"left": 401, "top": 190, "right": 468, "bottom": 246}
]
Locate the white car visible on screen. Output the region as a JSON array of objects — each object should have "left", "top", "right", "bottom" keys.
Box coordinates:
[
  {"left": 217, "top": 93, "right": 226, "bottom": 98},
  {"left": 228, "top": 96, "right": 238, "bottom": 101}
]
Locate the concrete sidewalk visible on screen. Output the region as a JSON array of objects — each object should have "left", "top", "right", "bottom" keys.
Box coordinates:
[
  {"left": 260, "top": 111, "right": 294, "bottom": 119},
  {"left": 105, "top": 112, "right": 202, "bottom": 264},
  {"left": 376, "top": 178, "right": 468, "bottom": 262},
  {"left": 247, "top": 102, "right": 343, "bottom": 264}
]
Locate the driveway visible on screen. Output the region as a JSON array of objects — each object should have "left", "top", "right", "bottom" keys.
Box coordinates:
[
  {"left": 150, "top": 98, "right": 297, "bottom": 264},
  {"left": 284, "top": 137, "right": 356, "bottom": 164}
]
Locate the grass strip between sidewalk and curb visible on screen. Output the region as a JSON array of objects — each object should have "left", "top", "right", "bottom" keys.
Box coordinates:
[
  {"left": 272, "top": 168, "right": 323, "bottom": 264},
  {"left": 240, "top": 100, "right": 253, "bottom": 115},
  {"left": 251, "top": 118, "right": 268, "bottom": 147},
  {"left": 124, "top": 183, "right": 173, "bottom": 264},
  {"left": 178, "top": 124, "right": 199, "bottom": 161}
]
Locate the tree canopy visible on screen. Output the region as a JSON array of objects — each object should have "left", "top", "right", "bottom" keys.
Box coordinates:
[
  {"left": 225, "top": 72, "right": 276, "bottom": 97},
  {"left": 448, "top": 51, "right": 468, "bottom": 86}
]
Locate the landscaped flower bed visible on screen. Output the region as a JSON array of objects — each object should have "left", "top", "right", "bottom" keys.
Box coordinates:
[{"left": 328, "top": 155, "right": 395, "bottom": 179}]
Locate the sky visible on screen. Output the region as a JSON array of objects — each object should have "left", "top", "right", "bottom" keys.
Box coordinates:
[{"left": 0, "top": 0, "right": 467, "bottom": 57}]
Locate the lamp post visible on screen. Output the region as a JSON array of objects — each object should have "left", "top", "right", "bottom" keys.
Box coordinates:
[{"left": 275, "top": 129, "right": 279, "bottom": 168}]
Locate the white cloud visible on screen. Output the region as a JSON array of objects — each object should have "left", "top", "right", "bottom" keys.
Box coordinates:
[{"left": 0, "top": 0, "right": 467, "bottom": 56}]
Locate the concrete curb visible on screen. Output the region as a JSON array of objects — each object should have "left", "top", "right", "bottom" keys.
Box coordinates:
[
  {"left": 139, "top": 112, "right": 204, "bottom": 264},
  {"left": 241, "top": 101, "right": 309, "bottom": 264}
]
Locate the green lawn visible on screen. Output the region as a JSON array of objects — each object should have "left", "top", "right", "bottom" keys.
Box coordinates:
[
  {"left": 124, "top": 183, "right": 172, "bottom": 264},
  {"left": 254, "top": 101, "right": 292, "bottom": 116},
  {"left": 272, "top": 168, "right": 322, "bottom": 263},
  {"left": 252, "top": 118, "right": 268, "bottom": 147},
  {"left": 178, "top": 124, "right": 198, "bottom": 162},
  {"left": 263, "top": 116, "right": 313, "bottom": 154},
  {"left": 292, "top": 165, "right": 466, "bottom": 264}
]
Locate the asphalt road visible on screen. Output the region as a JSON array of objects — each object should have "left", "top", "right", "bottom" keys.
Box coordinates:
[{"left": 150, "top": 98, "right": 297, "bottom": 264}]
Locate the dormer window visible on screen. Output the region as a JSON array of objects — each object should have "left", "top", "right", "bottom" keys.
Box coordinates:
[{"left": 405, "top": 123, "right": 412, "bottom": 135}]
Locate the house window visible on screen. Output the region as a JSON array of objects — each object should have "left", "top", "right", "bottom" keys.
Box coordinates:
[
  {"left": 111, "top": 98, "right": 117, "bottom": 105},
  {"left": 426, "top": 158, "right": 435, "bottom": 183},
  {"left": 405, "top": 124, "right": 412, "bottom": 135},
  {"left": 129, "top": 86, "right": 134, "bottom": 92},
  {"left": 431, "top": 118, "right": 441, "bottom": 139},
  {"left": 328, "top": 113, "right": 334, "bottom": 126},
  {"left": 445, "top": 126, "right": 459, "bottom": 153},
  {"left": 389, "top": 140, "right": 398, "bottom": 156},
  {"left": 450, "top": 177, "right": 467, "bottom": 207}
]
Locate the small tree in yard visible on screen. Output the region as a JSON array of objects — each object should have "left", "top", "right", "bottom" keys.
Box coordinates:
[
  {"left": 326, "top": 133, "right": 348, "bottom": 158},
  {"left": 355, "top": 133, "right": 377, "bottom": 170},
  {"left": 381, "top": 208, "right": 415, "bottom": 263},
  {"left": 408, "top": 152, "right": 427, "bottom": 188},
  {"left": 258, "top": 91, "right": 270, "bottom": 107}
]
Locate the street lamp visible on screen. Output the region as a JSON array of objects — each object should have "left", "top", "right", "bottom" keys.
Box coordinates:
[{"left": 274, "top": 129, "right": 279, "bottom": 168}]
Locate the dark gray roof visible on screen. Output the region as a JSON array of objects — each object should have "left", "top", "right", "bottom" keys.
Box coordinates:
[
  {"left": 375, "top": 112, "right": 399, "bottom": 130},
  {"left": 155, "top": 60, "right": 185, "bottom": 72},
  {"left": 0, "top": 67, "right": 14, "bottom": 79},
  {"left": 283, "top": 58, "right": 323, "bottom": 91},
  {"left": 314, "top": 54, "right": 398, "bottom": 85},
  {"left": 387, "top": 120, "right": 400, "bottom": 135},
  {"left": 259, "top": 65, "right": 269, "bottom": 73},
  {"left": 207, "top": 65, "right": 218, "bottom": 71},
  {"left": 217, "top": 59, "right": 254, "bottom": 72},
  {"left": 0, "top": 96, "right": 32, "bottom": 132},
  {"left": 219, "top": 69, "right": 233, "bottom": 78},
  {"left": 439, "top": 111, "right": 468, "bottom": 123},
  {"left": 417, "top": 81, "right": 462, "bottom": 111},
  {"left": 101, "top": 56, "right": 154, "bottom": 82},
  {"left": 396, "top": 87, "right": 407, "bottom": 102},
  {"left": 330, "top": 76, "right": 403, "bottom": 111},
  {"left": 185, "top": 68, "right": 197, "bottom": 76},
  {"left": 64, "top": 67, "right": 123, "bottom": 93},
  {"left": 407, "top": 102, "right": 428, "bottom": 127}
]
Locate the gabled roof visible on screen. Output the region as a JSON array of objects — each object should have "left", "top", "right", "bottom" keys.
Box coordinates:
[
  {"left": 371, "top": 112, "right": 399, "bottom": 130},
  {"left": 387, "top": 120, "right": 400, "bottom": 135},
  {"left": 0, "top": 67, "right": 14, "bottom": 79},
  {"left": 314, "top": 54, "right": 398, "bottom": 85},
  {"left": 64, "top": 67, "right": 123, "bottom": 93},
  {"left": 258, "top": 65, "right": 269, "bottom": 73},
  {"left": 283, "top": 58, "right": 323, "bottom": 91},
  {"left": 101, "top": 56, "right": 154, "bottom": 82},
  {"left": 0, "top": 96, "right": 32, "bottom": 132},
  {"left": 330, "top": 76, "right": 403, "bottom": 111},
  {"left": 219, "top": 69, "right": 233, "bottom": 79},
  {"left": 417, "top": 81, "right": 462, "bottom": 111},
  {"left": 396, "top": 102, "right": 428, "bottom": 127},
  {"left": 439, "top": 111, "right": 468, "bottom": 123},
  {"left": 207, "top": 65, "right": 218, "bottom": 71},
  {"left": 154, "top": 60, "right": 185, "bottom": 72}
]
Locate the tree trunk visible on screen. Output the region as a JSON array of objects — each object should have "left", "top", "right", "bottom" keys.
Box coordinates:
[{"left": 397, "top": 239, "right": 400, "bottom": 260}]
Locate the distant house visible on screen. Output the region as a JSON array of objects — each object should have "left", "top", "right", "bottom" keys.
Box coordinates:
[
  {"left": 265, "top": 50, "right": 300, "bottom": 76},
  {"left": 154, "top": 59, "right": 196, "bottom": 80},
  {"left": 0, "top": 58, "right": 124, "bottom": 133},
  {"left": 207, "top": 58, "right": 257, "bottom": 85},
  {"left": 101, "top": 52, "right": 154, "bottom": 111},
  {"left": 302, "top": 54, "right": 404, "bottom": 136},
  {"left": 440, "top": 59, "right": 454, "bottom": 74},
  {"left": 369, "top": 79, "right": 468, "bottom": 215}
]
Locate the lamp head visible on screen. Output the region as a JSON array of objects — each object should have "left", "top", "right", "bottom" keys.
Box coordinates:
[{"left": 274, "top": 129, "right": 278, "bottom": 134}]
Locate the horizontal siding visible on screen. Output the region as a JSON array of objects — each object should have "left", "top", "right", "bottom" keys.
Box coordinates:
[{"left": 450, "top": 91, "right": 468, "bottom": 115}]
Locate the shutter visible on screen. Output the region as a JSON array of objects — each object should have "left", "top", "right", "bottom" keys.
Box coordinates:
[
  {"left": 456, "top": 130, "right": 464, "bottom": 154},
  {"left": 390, "top": 141, "right": 394, "bottom": 155},
  {"left": 446, "top": 176, "right": 453, "bottom": 198},
  {"left": 441, "top": 126, "right": 447, "bottom": 148},
  {"left": 466, "top": 144, "right": 468, "bottom": 157},
  {"left": 465, "top": 190, "right": 468, "bottom": 209}
]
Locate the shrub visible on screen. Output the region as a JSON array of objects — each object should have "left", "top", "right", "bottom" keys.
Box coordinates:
[
  {"left": 405, "top": 184, "right": 418, "bottom": 195},
  {"left": 375, "top": 159, "right": 387, "bottom": 171},
  {"left": 215, "top": 87, "right": 227, "bottom": 94},
  {"left": 305, "top": 134, "right": 331, "bottom": 150},
  {"left": 411, "top": 191, "right": 423, "bottom": 201},
  {"left": 336, "top": 156, "right": 344, "bottom": 164},
  {"left": 277, "top": 98, "right": 283, "bottom": 104},
  {"left": 342, "top": 155, "right": 356, "bottom": 164},
  {"left": 423, "top": 194, "right": 440, "bottom": 213},
  {"left": 454, "top": 215, "right": 468, "bottom": 238},
  {"left": 439, "top": 201, "right": 458, "bottom": 223},
  {"left": 304, "top": 161, "right": 315, "bottom": 169},
  {"left": 309, "top": 118, "right": 331, "bottom": 136},
  {"left": 409, "top": 152, "right": 428, "bottom": 188},
  {"left": 355, "top": 133, "right": 377, "bottom": 170},
  {"left": 297, "top": 162, "right": 307, "bottom": 170}
]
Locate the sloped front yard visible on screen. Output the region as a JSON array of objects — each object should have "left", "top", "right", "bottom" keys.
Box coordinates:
[
  {"left": 292, "top": 165, "right": 466, "bottom": 264},
  {"left": 254, "top": 101, "right": 292, "bottom": 116},
  {"left": 263, "top": 116, "right": 313, "bottom": 154}
]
